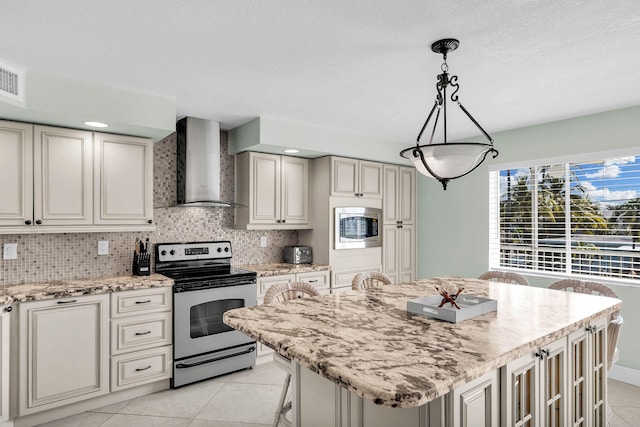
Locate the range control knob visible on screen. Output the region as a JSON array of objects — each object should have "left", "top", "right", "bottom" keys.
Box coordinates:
[
  {"left": 217, "top": 247, "right": 222, "bottom": 252},
  {"left": 224, "top": 247, "right": 230, "bottom": 252},
  {"left": 169, "top": 249, "right": 176, "bottom": 255},
  {"left": 160, "top": 250, "right": 167, "bottom": 256}
]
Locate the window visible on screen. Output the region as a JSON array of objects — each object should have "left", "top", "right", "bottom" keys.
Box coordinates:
[{"left": 490, "top": 153, "right": 640, "bottom": 281}]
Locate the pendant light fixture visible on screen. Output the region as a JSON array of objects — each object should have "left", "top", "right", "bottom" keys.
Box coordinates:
[{"left": 400, "top": 38, "right": 498, "bottom": 190}]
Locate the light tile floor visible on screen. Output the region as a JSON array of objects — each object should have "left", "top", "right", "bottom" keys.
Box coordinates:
[{"left": 37, "top": 365, "right": 640, "bottom": 427}]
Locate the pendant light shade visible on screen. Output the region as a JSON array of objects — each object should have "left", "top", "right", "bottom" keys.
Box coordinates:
[{"left": 400, "top": 38, "right": 498, "bottom": 190}]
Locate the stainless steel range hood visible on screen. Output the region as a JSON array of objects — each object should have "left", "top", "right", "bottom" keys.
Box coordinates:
[{"left": 176, "top": 117, "right": 236, "bottom": 207}]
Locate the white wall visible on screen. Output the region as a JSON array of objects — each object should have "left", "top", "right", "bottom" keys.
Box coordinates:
[{"left": 417, "top": 105, "right": 640, "bottom": 371}]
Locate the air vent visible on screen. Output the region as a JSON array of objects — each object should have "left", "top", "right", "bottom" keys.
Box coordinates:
[{"left": 0, "top": 59, "right": 25, "bottom": 102}]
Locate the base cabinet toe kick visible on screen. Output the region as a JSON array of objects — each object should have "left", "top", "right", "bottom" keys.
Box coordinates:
[{"left": 291, "top": 316, "right": 608, "bottom": 427}]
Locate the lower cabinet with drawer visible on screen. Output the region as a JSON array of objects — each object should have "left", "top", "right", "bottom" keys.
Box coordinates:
[{"left": 110, "top": 287, "right": 173, "bottom": 391}]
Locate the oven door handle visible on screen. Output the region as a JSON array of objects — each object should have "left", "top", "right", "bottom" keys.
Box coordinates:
[{"left": 175, "top": 346, "right": 256, "bottom": 369}]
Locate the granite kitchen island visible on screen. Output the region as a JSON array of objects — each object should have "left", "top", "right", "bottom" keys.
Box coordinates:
[{"left": 224, "top": 277, "right": 621, "bottom": 427}]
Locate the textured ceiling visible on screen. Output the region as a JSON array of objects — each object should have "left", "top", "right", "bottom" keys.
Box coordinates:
[{"left": 2, "top": 0, "right": 640, "bottom": 145}]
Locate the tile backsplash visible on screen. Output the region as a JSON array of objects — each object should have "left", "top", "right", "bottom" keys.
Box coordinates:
[{"left": 0, "top": 130, "right": 297, "bottom": 286}]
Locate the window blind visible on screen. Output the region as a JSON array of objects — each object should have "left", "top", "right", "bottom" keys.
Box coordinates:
[{"left": 490, "top": 155, "right": 640, "bottom": 281}]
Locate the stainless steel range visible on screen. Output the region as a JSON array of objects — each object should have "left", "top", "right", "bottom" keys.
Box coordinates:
[{"left": 155, "top": 241, "right": 257, "bottom": 388}]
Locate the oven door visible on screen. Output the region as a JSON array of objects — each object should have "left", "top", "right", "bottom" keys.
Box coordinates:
[{"left": 173, "top": 281, "right": 256, "bottom": 360}]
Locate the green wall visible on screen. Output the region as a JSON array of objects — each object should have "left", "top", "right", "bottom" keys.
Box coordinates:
[{"left": 417, "top": 105, "right": 640, "bottom": 371}]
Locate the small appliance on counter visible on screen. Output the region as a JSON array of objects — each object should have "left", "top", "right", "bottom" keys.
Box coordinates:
[{"left": 282, "top": 246, "right": 313, "bottom": 264}]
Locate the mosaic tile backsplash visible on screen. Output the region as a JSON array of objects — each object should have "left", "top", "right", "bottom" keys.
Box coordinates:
[{"left": 0, "top": 131, "right": 298, "bottom": 286}]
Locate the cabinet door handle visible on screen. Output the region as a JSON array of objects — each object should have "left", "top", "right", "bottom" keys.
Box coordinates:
[
  {"left": 24, "top": 219, "right": 32, "bottom": 225},
  {"left": 135, "top": 365, "right": 152, "bottom": 372},
  {"left": 135, "top": 330, "right": 152, "bottom": 336},
  {"left": 307, "top": 280, "right": 318, "bottom": 283},
  {"left": 281, "top": 219, "right": 286, "bottom": 224},
  {"left": 57, "top": 299, "right": 77, "bottom": 304},
  {"left": 35, "top": 219, "right": 42, "bottom": 225},
  {"left": 148, "top": 219, "right": 153, "bottom": 224},
  {"left": 135, "top": 300, "right": 152, "bottom": 304}
]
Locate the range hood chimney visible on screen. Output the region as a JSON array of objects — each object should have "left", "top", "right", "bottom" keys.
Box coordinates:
[{"left": 176, "top": 117, "right": 236, "bottom": 207}]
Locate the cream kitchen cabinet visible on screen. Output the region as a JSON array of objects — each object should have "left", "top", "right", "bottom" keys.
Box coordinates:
[
  {"left": 382, "top": 165, "right": 416, "bottom": 284},
  {"left": 0, "top": 121, "right": 93, "bottom": 229},
  {"left": 382, "top": 224, "right": 416, "bottom": 284},
  {"left": 501, "top": 337, "right": 568, "bottom": 427},
  {"left": 1, "top": 305, "right": 10, "bottom": 424},
  {"left": 235, "top": 152, "right": 310, "bottom": 229},
  {"left": 383, "top": 165, "right": 415, "bottom": 226},
  {"left": 93, "top": 132, "right": 154, "bottom": 226},
  {"left": 0, "top": 120, "right": 154, "bottom": 233},
  {"left": 568, "top": 316, "right": 607, "bottom": 426},
  {"left": 331, "top": 156, "right": 382, "bottom": 198},
  {"left": 18, "top": 294, "right": 110, "bottom": 416},
  {"left": 110, "top": 287, "right": 172, "bottom": 392}
]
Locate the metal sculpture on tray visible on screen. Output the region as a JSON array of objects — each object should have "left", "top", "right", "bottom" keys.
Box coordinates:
[{"left": 435, "top": 284, "right": 464, "bottom": 309}]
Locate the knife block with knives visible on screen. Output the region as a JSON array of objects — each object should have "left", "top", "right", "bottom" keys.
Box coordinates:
[{"left": 133, "top": 238, "right": 151, "bottom": 276}]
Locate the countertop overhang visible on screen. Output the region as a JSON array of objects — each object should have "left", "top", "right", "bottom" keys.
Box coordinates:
[
  {"left": 223, "top": 276, "right": 622, "bottom": 408},
  {"left": 0, "top": 273, "right": 173, "bottom": 304}
]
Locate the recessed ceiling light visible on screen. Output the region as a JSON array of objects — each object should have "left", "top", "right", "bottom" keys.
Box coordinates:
[
  {"left": 284, "top": 149, "right": 299, "bottom": 154},
  {"left": 84, "top": 121, "right": 109, "bottom": 128}
]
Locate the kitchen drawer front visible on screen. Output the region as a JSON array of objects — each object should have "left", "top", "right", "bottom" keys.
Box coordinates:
[
  {"left": 111, "top": 312, "right": 172, "bottom": 355},
  {"left": 110, "top": 346, "right": 172, "bottom": 392},
  {"left": 257, "top": 274, "right": 296, "bottom": 297},
  {"left": 111, "top": 287, "right": 172, "bottom": 318},
  {"left": 331, "top": 266, "right": 381, "bottom": 293},
  {"left": 296, "top": 271, "right": 330, "bottom": 292}
]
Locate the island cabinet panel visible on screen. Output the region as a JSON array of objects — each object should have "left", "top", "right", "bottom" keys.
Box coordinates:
[
  {"left": 295, "top": 362, "right": 431, "bottom": 427},
  {"left": 448, "top": 369, "right": 499, "bottom": 427},
  {"left": 501, "top": 337, "right": 568, "bottom": 427},
  {"left": 18, "top": 294, "right": 110, "bottom": 416},
  {"left": 567, "top": 317, "right": 607, "bottom": 427}
]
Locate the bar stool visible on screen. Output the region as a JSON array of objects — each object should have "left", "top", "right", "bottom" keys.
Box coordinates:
[{"left": 263, "top": 281, "right": 320, "bottom": 427}]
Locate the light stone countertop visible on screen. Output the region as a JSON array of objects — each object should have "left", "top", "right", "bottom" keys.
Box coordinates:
[
  {"left": 224, "top": 276, "right": 622, "bottom": 408},
  {"left": 235, "top": 263, "right": 331, "bottom": 277},
  {"left": 0, "top": 273, "right": 174, "bottom": 303}
]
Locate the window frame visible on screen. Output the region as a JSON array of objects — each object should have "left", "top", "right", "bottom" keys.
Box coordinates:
[{"left": 489, "top": 147, "right": 640, "bottom": 287}]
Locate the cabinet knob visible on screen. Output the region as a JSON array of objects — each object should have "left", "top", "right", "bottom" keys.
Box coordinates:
[
  {"left": 276, "top": 219, "right": 282, "bottom": 223},
  {"left": 35, "top": 219, "right": 42, "bottom": 225},
  {"left": 25, "top": 219, "right": 32, "bottom": 225},
  {"left": 282, "top": 219, "right": 286, "bottom": 224},
  {"left": 4, "top": 306, "right": 12, "bottom": 313},
  {"left": 148, "top": 219, "right": 153, "bottom": 224}
]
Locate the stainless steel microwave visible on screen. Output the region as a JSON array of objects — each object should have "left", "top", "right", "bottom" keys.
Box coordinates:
[{"left": 334, "top": 207, "right": 382, "bottom": 249}]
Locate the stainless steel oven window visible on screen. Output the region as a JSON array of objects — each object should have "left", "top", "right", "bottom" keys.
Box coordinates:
[{"left": 190, "top": 299, "right": 244, "bottom": 338}]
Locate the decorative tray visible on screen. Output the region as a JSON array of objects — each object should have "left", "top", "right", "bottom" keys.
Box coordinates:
[{"left": 407, "top": 295, "right": 497, "bottom": 323}]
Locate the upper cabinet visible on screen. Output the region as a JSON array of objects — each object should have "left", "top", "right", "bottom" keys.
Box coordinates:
[
  {"left": 93, "top": 133, "right": 153, "bottom": 226},
  {"left": 0, "top": 121, "right": 33, "bottom": 227},
  {"left": 383, "top": 165, "right": 415, "bottom": 225},
  {"left": 0, "top": 120, "right": 154, "bottom": 233},
  {"left": 235, "top": 152, "right": 310, "bottom": 229},
  {"left": 34, "top": 126, "right": 94, "bottom": 226},
  {"left": 331, "top": 157, "right": 382, "bottom": 198}
]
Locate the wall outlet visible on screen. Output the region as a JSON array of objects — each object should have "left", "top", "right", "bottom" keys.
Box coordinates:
[
  {"left": 260, "top": 236, "right": 268, "bottom": 248},
  {"left": 98, "top": 240, "right": 109, "bottom": 255},
  {"left": 3, "top": 243, "right": 17, "bottom": 260}
]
